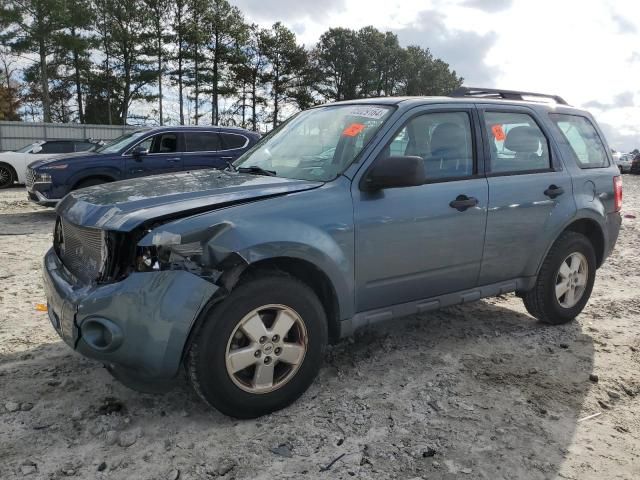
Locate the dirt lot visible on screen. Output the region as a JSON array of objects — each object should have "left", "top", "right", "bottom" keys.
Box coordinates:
[{"left": 1, "top": 178, "right": 639, "bottom": 480}]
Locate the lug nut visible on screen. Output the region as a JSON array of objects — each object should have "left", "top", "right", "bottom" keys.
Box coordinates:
[
  {"left": 259, "top": 336, "right": 267, "bottom": 344},
  {"left": 264, "top": 356, "right": 272, "bottom": 364},
  {"left": 272, "top": 335, "right": 279, "bottom": 342},
  {"left": 254, "top": 350, "right": 261, "bottom": 358},
  {"left": 274, "top": 347, "right": 282, "bottom": 355}
]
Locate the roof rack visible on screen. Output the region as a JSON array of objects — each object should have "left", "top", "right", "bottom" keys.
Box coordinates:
[{"left": 450, "top": 87, "right": 569, "bottom": 106}]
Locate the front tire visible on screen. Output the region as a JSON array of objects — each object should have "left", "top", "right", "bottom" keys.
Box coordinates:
[
  {"left": 187, "top": 273, "right": 327, "bottom": 418},
  {"left": 523, "top": 232, "right": 596, "bottom": 324},
  {"left": 0, "top": 164, "right": 15, "bottom": 189}
]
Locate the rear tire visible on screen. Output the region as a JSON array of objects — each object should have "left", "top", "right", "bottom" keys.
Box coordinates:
[
  {"left": 523, "top": 231, "right": 596, "bottom": 324},
  {"left": 186, "top": 273, "right": 327, "bottom": 418},
  {"left": 0, "top": 164, "right": 15, "bottom": 189}
]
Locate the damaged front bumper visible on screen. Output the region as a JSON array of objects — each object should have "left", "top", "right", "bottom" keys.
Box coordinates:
[{"left": 42, "top": 248, "right": 218, "bottom": 391}]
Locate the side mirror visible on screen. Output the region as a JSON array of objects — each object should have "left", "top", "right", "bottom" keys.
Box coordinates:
[
  {"left": 31, "top": 145, "right": 43, "bottom": 154},
  {"left": 131, "top": 146, "right": 148, "bottom": 159},
  {"left": 361, "top": 155, "right": 425, "bottom": 191}
]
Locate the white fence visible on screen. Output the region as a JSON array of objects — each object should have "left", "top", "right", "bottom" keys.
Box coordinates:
[{"left": 0, "top": 121, "right": 139, "bottom": 151}]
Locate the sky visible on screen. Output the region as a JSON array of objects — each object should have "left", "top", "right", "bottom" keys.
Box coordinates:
[{"left": 231, "top": 0, "right": 640, "bottom": 151}]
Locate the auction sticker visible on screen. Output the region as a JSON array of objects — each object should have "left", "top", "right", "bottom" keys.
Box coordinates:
[
  {"left": 348, "top": 106, "right": 388, "bottom": 120},
  {"left": 491, "top": 124, "right": 506, "bottom": 141},
  {"left": 342, "top": 123, "right": 366, "bottom": 137}
]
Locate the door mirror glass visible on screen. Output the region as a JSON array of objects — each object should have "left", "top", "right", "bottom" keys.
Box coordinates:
[
  {"left": 31, "top": 145, "right": 43, "bottom": 154},
  {"left": 362, "top": 155, "right": 425, "bottom": 191},
  {"left": 131, "top": 145, "right": 149, "bottom": 158}
]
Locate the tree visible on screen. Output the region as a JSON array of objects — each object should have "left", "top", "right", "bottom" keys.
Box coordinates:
[
  {"left": 0, "top": 82, "right": 20, "bottom": 120},
  {"left": 144, "top": 0, "right": 170, "bottom": 125},
  {"left": 92, "top": 0, "right": 156, "bottom": 124},
  {"left": 169, "top": 0, "right": 189, "bottom": 124},
  {"left": 3, "top": 0, "right": 66, "bottom": 122},
  {"left": 57, "top": 0, "right": 94, "bottom": 123},
  {"left": 203, "top": 0, "right": 247, "bottom": 125},
  {"left": 260, "top": 22, "right": 308, "bottom": 128},
  {"left": 183, "top": 0, "right": 209, "bottom": 124},
  {"left": 312, "top": 28, "right": 361, "bottom": 101},
  {"left": 400, "top": 46, "right": 462, "bottom": 96}
]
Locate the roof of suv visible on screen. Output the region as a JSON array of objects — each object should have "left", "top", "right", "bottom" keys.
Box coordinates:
[
  {"left": 131, "top": 125, "right": 260, "bottom": 135},
  {"left": 328, "top": 87, "right": 587, "bottom": 114}
]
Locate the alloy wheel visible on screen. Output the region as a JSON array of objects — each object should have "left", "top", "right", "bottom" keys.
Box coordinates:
[
  {"left": 555, "top": 252, "right": 588, "bottom": 308},
  {"left": 225, "top": 304, "right": 308, "bottom": 394}
]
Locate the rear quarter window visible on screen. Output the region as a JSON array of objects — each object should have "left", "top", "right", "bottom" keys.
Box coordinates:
[{"left": 550, "top": 114, "right": 609, "bottom": 168}]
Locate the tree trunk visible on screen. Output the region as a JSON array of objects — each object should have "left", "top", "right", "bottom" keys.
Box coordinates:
[
  {"left": 72, "top": 48, "right": 84, "bottom": 123},
  {"left": 177, "top": 15, "right": 184, "bottom": 125},
  {"left": 38, "top": 38, "right": 51, "bottom": 123},
  {"left": 251, "top": 73, "right": 257, "bottom": 131},
  {"left": 194, "top": 43, "right": 199, "bottom": 125},
  {"left": 212, "top": 32, "right": 219, "bottom": 125},
  {"left": 158, "top": 48, "right": 163, "bottom": 125}
]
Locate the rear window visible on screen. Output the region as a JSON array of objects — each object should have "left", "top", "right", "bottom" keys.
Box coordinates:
[{"left": 550, "top": 114, "right": 609, "bottom": 168}]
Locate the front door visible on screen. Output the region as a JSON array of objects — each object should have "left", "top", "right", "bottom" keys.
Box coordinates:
[
  {"left": 125, "top": 132, "right": 183, "bottom": 178},
  {"left": 353, "top": 107, "right": 489, "bottom": 312},
  {"left": 476, "top": 106, "right": 576, "bottom": 285}
]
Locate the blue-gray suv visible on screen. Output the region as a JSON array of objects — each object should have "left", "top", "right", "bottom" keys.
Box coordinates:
[{"left": 43, "top": 88, "right": 622, "bottom": 418}]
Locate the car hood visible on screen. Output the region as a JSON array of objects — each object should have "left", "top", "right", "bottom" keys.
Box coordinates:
[
  {"left": 57, "top": 169, "right": 323, "bottom": 232},
  {"left": 28, "top": 151, "right": 98, "bottom": 169}
]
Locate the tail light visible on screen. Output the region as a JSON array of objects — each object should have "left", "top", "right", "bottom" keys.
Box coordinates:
[{"left": 614, "top": 176, "right": 622, "bottom": 212}]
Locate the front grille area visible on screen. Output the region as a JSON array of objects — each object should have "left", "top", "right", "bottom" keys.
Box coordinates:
[
  {"left": 56, "top": 217, "right": 107, "bottom": 283},
  {"left": 26, "top": 168, "right": 36, "bottom": 189}
]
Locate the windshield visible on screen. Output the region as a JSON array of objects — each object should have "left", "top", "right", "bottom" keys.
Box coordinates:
[
  {"left": 234, "top": 104, "right": 394, "bottom": 181},
  {"left": 15, "top": 143, "right": 39, "bottom": 153},
  {"left": 95, "top": 131, "right": 148, "bottom": 154}
]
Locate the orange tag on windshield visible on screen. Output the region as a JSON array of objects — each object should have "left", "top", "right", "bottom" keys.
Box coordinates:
[
  {"left": 491, "top": 124, "right": 506, "bottom": 141},
  {"left": 342, "top": 123, "right": 366, "bottom": 137}
]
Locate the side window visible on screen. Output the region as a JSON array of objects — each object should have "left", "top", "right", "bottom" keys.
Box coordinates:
[
  {"left": 383, "top": 111, "right": 474, "bottom": 180},
  {"left": 550, "top": 114, "right": 609, "bottom": 168},
  {"left": 136, "top": 136, "right": 154, "bottom": 152},
  {"left": 483, "top": 112, "right": 551, "bottom": 173},
  {"left": 184, "top": 132, "right": 221, "bottom": 152},
  {"left": 150, "top": 133, "right": 178, "bottom": 153},
  {"left": 220, "top": 133, "right": 248, "bottom": 150},
  {"left": 40, "top": 142, "right": 74, "bottom": 154}
]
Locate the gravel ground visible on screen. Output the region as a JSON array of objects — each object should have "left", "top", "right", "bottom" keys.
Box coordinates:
[{"left": 0, "top": 177, "right": 639, "bottom": 480}]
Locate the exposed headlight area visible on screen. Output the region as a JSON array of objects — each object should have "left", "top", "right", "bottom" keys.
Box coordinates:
[
  {"left": 28, "top": 169, "right": 52, "bottom": 185},
  {"left": 135, "top": 242, "right": 206, "bottom": 275}
]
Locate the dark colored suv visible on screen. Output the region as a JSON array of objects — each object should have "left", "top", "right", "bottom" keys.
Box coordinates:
[
  {"left": 26, "top": 126, "right": 260, "bottom": 205},
  {"left": 43, "top": 88, "right": 622, "bottom": 418}
]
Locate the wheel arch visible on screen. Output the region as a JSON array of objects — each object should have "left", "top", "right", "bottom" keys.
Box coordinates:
[
  {"left": 536, "top": 216, "right": 606, "bottom": 274},
  {"left": 71, "top": 173, "right": 116, "bottom": 190}
]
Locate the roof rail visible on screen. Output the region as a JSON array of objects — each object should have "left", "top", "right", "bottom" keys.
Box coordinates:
[{"left": 450, "top": 87, "right": 569, "bottom": 106}]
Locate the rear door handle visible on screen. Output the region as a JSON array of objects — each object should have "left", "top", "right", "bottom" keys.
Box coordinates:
[
  {"left": 167, "top": 157, "right": 181, "bottom": 163},
  {"left": 449, "top": 195, "right": 479, "bottom": 212},
  {"left": 544, "top": 184, "right": 564, "bottom": 199}
]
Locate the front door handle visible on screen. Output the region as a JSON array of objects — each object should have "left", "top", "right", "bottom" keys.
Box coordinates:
[
  {"left": 166, "top": 157, "right": 181, "bottom": 163},
  {"left": 449, "top": 195, "right": 479, "bottom": 212},
  {"left": 544, "top": 184, "right": 564, "bottom": 199}
]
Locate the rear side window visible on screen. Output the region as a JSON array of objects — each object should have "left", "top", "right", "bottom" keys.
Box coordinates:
[
  {"left": 40, "top": 142, "right": 74, "bottom": 154},
  {"left": 550, "top": 114, "right": 609, "bottom": 168},
  {"left": 184, "top": 132, "right": 221, "bottom": 152},
  {"left": 220, "top": 133, "right": 248, "bottom": 150},
  {"left": 483, "top": 112, "right": 551, "bottom": 173},
  {"left": 74, "top": 142, "right": 96, "bottom": 152}
]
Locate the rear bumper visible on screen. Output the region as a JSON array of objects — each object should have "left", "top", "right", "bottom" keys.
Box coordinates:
[
  {"left": 43, "top": 248, "right": 218, "bottom": 387},
  {"left": 603, "top": 212, "right": 622, "bottom": 262}
]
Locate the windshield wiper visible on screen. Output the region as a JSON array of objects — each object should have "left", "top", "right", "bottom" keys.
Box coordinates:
[{"left": 238, "top": 165, "right": 277, "bottom": 176}]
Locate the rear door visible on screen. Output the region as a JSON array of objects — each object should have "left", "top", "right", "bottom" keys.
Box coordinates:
[
  {"left": 124, "top": 132, "right": 183, "bottom": 178},
  {"left": 219, "top": 131, "right": 251, "bottom": 162},
  {"left": 477, "top": 105, "right": 576, "bottom": 285}
]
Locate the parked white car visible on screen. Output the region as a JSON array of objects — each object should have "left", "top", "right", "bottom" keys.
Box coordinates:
[
  {"left": 615, "top": 153, "right": 633, "bottom": 173},
  {"left": 0, "top": 140, "right": 98, "bottom": 188}
]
